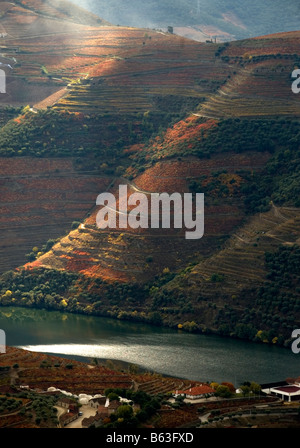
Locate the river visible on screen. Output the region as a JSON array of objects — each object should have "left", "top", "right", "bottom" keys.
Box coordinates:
[{"left": 0, "top": 306, "right": 299, "bottom": 385}]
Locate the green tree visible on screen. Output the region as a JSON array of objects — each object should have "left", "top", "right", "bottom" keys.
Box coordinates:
[
  {"left": 240, "top": 385, "right": 251, "bottom": 396},
  {"left": 116, "top": 405, "right": 133, "bottom": 419},
  {"left": 107, "top": 393, "right": 120, "bottom": 402},
  {"left": 215, "top": 385, "right": 232, "bottom": 398},
  {"left": 250, "top": 382, "right": 261, "bottom": 394}
]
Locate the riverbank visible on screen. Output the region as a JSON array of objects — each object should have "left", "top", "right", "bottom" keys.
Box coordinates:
[
  {"left": 0, "top": 301, "right": 293, "bottom": 351},
  {"left": 1, "top": 346, "right": 290, "bottom": 430},
  {"left": 1, "top": 306, "right": 299, "bottom": 384}
]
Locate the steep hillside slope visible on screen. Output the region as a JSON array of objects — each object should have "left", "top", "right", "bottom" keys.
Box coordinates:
[
  {"left": 27, "top": 151, "right": 269, "bottom": 283},
  {"left": 0, "top": 0, "right": 107, "bottom": 30},
  {"left": 0, "top": 157, "right": 112, "bottom": 272},
  {"left": 198, "top": 32, "right": 300, "bottom": 118},
  {"left": 0, "top": 0, "right": 109, "bottom": 105},
  {"left": 0, "top": 2, "right": 299, "bottom": 347},
  {"left": 7, "top": 113, "right": 300, "bottom": 344},
  {"left": 0, "top": 1, "right": 231, "bottom": 111},
  {"left": 0, "top": 0, "right": 231, "bottom": 271}
]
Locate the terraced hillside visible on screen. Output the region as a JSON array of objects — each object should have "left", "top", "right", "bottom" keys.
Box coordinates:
[
  {"left": 0, "top": 346, "right": 132, "bottom": 395},
  {"left": 197, "top": 32, "right": 300, "bottom": 118},
  {"left": 51, "top": 32, "right": 229, "bottom": 115},
  {"left": 1, "top": 2, "right": 299, "bottom": 118},
  {"left": 26, "top": 152, "right": 270, "bottom": 283},
  {"left": 0, "top": 0, "right": 109, "bottom": 105},
  {"left": 0, "top": 1, "right": 299, "bottom": 347},
  {"left": 162, "top": 205, "right": 300, "bottom": 299},
  {"left": 135, "top": 374, "right": 188, "bottom": 396},
  {"left": 0, "top": 157, "right": 111, "bottom": 272},
  {"left": 0, "top": 0, "right": 232, "bottom": 111}
]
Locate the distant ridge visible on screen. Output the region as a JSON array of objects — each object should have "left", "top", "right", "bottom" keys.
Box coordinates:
[{"left": 70, "top": 0, "right": 300, "bottom": 42}]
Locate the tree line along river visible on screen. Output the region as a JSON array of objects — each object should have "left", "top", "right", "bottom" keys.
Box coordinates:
[{"left": 0, "top": 306, "right": 299, "bottom": 385}]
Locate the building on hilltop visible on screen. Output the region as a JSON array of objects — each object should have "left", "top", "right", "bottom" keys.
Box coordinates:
[{"left": 174, "top": 384, "right": 215, "bottom": 400}]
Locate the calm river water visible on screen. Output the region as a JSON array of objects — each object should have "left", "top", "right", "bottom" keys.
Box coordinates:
[{"left": 0, "top": 307, "right": 299, "bottom": 385}]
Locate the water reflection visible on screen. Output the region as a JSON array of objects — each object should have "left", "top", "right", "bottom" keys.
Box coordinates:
[{"left": 0, "top": 307, "right": 299, "bottom": 384}]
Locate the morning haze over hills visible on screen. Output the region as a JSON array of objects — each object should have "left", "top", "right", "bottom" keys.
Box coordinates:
[
  {"left": 0, "top": 1, "right": 299, "bottom": 357},
  {"left": 71, "top": 0, "right": 300, "bottom": 41}
]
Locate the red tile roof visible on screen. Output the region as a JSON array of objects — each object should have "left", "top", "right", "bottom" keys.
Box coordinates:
[{"left": 184, "top": 385, "right": 215, "bottom": 396}]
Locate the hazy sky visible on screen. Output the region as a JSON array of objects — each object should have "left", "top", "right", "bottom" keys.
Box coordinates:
[{"left": 69, "top": 0, "right": 300, "bottom": 40}]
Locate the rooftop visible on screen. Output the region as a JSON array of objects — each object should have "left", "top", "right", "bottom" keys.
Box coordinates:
[
  {"left": 271, "top": 385, "right": 300, "bottom": 394},
  {"left": 176, "top": 385, "right": 215, "bottom": 396}
]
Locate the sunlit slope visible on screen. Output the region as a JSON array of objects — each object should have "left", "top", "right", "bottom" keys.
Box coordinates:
[
  {"left": 197, "top": 32, "right": 300, "bottom": 118},
  {"left": 26, "top": 151, "right": 271, "bottom": 282},
  {"left": 52, "top": 32, "right": 228, "bottom": 114},
  {"left": 0, "top": 0, "right": 108, "bottom": 33},
  {"left": 51, "top": 31, "right": 300, "bottom": 117},
  {"left": 0, "top": 0, "right": 109, "bottom": 105},
  {"left": 2, "top": 1, "right": 299, "bottom": 119},
  {"left": 0, "top": 3, "right": 231, "bottom": 109}
]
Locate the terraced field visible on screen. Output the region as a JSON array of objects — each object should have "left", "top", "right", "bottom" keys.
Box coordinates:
[
  {"left": 27, "top": 152, "right": 270, "bottom": 282},
  {"left": 17, "top": 367, "right": 132, "bottom": 394},
  {"left": 52, "top": 34, "right": 229, "bottom": 115},
  {"left": 0, "top": 157, "right": 111, "bottom": 273},
  {"left": 197, "top": 32, "right": 300, "bottom": 118},
  {"left": 1, "top": 21, "right": 231, "bottom": 112},
  {"left": 0, "top": 346, "right": 132, "bottom": 395},
  {"left": 2, "top": 2, "right": 299, "bottom": 118},
  {"left": 136, "top": 376, "right": 188, "bottom": 396},
  {"left": 0, "top": 1, "right": 299, "bottom": 346},
  {"left": 199, "top": 63, "right": 300, "bottom": 119},
  {"left": 0, "top": 0, "right": 108, "bottom": 104},
  {"left": 183, "top": 205, "right": 300, "bottom": 297},
  {"left": 0, "top": 1, "right": 231, "bottom": 113}
]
